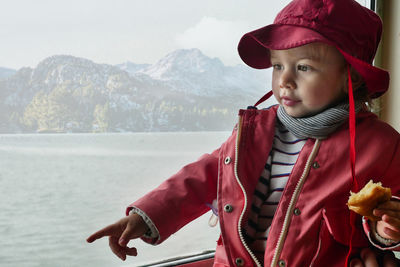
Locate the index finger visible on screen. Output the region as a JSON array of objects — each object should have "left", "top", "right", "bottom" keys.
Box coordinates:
[
  {"left": 87, "top": 224, "right": 121, "bottom": 243},
  {"left": 360, "top": 248, "right": 378, "bottom": 267},
  {"left": 383, "top": 251, "right": 399, "bottom": 267}
]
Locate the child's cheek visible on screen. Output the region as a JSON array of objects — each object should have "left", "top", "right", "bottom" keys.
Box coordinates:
[{"left": 271, "top": 87, "right": 280, "bottom": 101}]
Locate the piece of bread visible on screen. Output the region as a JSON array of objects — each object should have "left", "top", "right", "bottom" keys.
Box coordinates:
[{"left": 347, "top": 180, "right": 391, "bottom": 221}]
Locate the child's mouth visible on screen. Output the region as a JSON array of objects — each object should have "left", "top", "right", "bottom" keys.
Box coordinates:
[{"left": 281, "top": 97, "right": 300, "bottom": 106}]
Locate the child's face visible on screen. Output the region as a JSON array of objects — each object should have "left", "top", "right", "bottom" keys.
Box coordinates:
[{"left": 270, "top": 43, "right": 347, "bottom": 118}]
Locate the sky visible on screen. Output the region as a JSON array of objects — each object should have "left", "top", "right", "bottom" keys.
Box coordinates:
[{"left": 1, "top": 0, "right": 370, "bottom": 70}]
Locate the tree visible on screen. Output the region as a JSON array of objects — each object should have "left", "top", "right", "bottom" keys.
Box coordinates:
[{"left": 93, "top": 102, "right": 110, "bottom": 132}]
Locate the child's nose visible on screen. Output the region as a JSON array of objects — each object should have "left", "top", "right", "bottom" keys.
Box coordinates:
[{"left": 279, "top": 70, "right": 296, "bottom": 90}]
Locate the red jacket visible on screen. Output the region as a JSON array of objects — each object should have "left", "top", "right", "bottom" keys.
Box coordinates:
[{"left": 129, "top": 106, "right": 400, "bottom": 266}]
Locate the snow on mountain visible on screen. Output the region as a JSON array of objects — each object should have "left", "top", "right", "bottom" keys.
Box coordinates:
[
  {"left": 124, "top": 48, "right": 271, "bottom": 98},
  {"left": 31, "top": 55, "right": 125, "bottom": 90},
  {"left": 139, "top": 48, "right": 224, "bottom": 79},
  {"left": 116, "top": 61, "right": 150, "bottom": 75}
]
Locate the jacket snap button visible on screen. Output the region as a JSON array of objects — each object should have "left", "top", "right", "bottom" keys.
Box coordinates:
[
  {"left": 224, "top": 156, "right": 231, "bottom": 164},
  {"left": 278, "top": 259, "right": 286, "bottom": 267},
  {"left": 235, "top": 257, "right": 244, "bottom": 266},
  {"left": 312, "top": 162, "right": 320, "bottom": 169},
  {"left": 224, "top": 204, "right": 233, "bottom": 213},
  {"left": 294, "top": 208, "right": 301, "bottom": 216}
]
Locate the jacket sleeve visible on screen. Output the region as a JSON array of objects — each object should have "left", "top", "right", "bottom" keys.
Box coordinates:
[
  {"left": 363, "top": 135, "right": 400, "bottom": 250},
  {"left": 126, "top": 147, "right": 221, "bottom": 245}
]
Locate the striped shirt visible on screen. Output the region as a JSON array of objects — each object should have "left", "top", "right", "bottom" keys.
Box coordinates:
[{"left": 243, "top": 121, "right": 307, "bottom": 263}]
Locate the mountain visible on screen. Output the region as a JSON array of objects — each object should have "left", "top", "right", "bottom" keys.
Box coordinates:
[
  {"left": 134, "top": 48, "right": 268, "bottom": 98},
  {"left": 116, "top": 61, "right": 150, "bottom": 74},
  {"left": 0, "top": 49, "right": 271, "bottom": 133},
  {"left": 0, "top": 67, "right": 17, "bottom": 79}
]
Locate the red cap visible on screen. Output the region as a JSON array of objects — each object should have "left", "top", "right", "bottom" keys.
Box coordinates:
[{"left": 238, "top": 0, "right": 389, "bottom": 98}]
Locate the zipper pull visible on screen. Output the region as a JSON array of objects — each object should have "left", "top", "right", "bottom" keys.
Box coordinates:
[{"left": 208, "top": 213, "right": 219, "bottom": 227}]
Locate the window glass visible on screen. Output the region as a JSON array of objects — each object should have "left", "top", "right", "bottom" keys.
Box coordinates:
[{"left": 0, "top": 0, "right": 370, "bottom": 266}]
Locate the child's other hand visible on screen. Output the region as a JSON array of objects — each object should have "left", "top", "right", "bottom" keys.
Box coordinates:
[
  {"left": 86, "top": 213, "right": 148, "bottom": 261},
  {"left": 349, "top": 248, "right": 398, "bottom": 267},
  {"left": 373, "top": 201, "right": 400, "bottom": 242}
]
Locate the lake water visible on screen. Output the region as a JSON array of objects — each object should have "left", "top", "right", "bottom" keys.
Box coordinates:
[{"left": 0, "top": 132, "right": 230, "bottom": 267}]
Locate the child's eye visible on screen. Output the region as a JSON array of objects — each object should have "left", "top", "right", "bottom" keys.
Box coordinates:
[
  {"left": 272, "top": 64, "right": 283, "bottom": 70},
  {"left": 297, "top": 65, "right": 311, "bottom": 72}
]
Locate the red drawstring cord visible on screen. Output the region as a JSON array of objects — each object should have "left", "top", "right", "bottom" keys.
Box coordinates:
[
  {"left": 345, "top": 65, "right": 359, "bottom": 266},
  {"left": 254, "top": 90, "right": 273, "bottom": 107}
]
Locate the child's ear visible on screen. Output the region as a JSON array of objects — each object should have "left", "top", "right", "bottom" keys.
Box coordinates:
[{"left": 343, "top": 66, "right": 364, "bottom": 93}]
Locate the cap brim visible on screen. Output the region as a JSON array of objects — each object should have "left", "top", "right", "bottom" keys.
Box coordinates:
[
  {"left": 238, "top": 24, "right": 333, "bottom": 69},
  {"left": 339, "top": 48, "right": 389, "bottom": 98}
]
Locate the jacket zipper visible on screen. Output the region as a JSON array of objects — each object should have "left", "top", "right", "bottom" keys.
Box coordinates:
[
  {"left": 234, "top": 115, "right": 263, "bottom": 267},
  {"left": 270, "top": 139, "right": 322, "bottom": 267}
]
